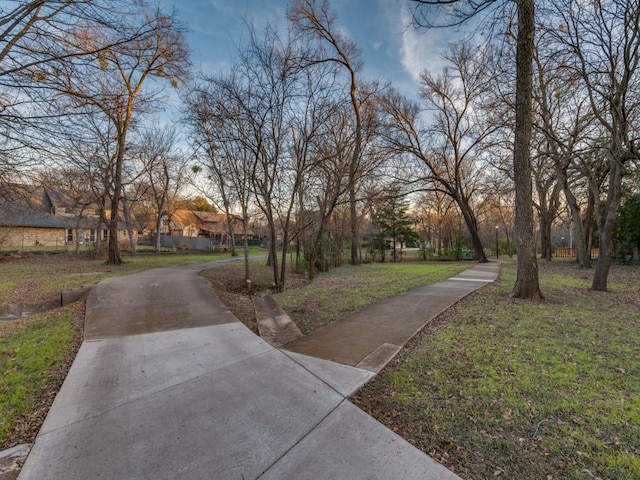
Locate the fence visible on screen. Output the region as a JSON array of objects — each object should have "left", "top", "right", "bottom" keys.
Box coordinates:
[
  {"left": 139, "top": 235, "right": 214, "bottom": 251},
  {"left": 555, "top": 247, "right": 599, "bottom": 259}
]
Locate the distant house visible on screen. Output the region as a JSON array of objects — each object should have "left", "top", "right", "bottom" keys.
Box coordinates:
[
  {"left": 0, "top": 184, "right": 131, "bottom": 250},
  {"left": 161, "top": 209, "right": 247, "bottom": 250}
]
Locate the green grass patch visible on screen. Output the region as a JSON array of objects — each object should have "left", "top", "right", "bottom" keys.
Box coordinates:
[
  {"left": 275, "top": 262, "right": 469, "bottom": 334},
  {"left": 0, "top": 308, "right": 79, "bottom": 447},
  {"left": 0, "top": 251, "right": 240, "bottom": 304},
  {"left": 0, "top": 282, "right": 15, "bottom": 298},
  {"left": 353, "top": 261, "right": 640, "bottom": 479}
]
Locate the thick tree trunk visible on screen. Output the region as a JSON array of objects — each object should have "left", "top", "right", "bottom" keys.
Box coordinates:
[
  {"left": 592, "top": 158, "right": 624, "bottom": 291},
  {"left": 107, "top": 168, "right": 123, "bottom": 265},
  {"left": 107, "top": 202, "right": 122, "bottom": 265},
  {"left": 107, "top": 125, "right": 128, "bottom": 265},
  {"left": 458, "top": 200, "right": 487, "bottom": 262},
  {"left": 349, "top": 69, "right": 362, "bottom": 266},
  {"left": 511, "top": 0, "right": 542, "bottom": 299}
]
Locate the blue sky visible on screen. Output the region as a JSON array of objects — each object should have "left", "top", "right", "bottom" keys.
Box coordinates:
[{"left": 166, "top": 0, "right": 456, "bottom": 99}]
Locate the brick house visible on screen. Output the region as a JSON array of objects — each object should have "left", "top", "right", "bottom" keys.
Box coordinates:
[{"left": 0, "top": 184, "right": 131, "bottom": 250}]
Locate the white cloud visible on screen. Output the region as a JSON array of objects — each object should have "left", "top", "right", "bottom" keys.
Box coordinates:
[{"left": 399, "top": 4, "right": 451, "bottom": 82}]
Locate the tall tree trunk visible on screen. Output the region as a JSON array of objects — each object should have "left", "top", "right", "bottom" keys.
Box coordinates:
[
  {"left": 458, "top": 199, "right": 487, "bottom": 262},
  {"left": 241, "top": 211, "right": 251, "bottom": 284},
  {"left": 537, "top": 180, "right": 562, "bottom": 261},
  {"left": 107, "top": 135, "right": 124, "bottom": 265},
  {"left": 154, "top": 215, "right": 163, "bottom": 253},
  {"left": 224, "top": 214, "right": 237, "bottom": 257},
  {"left": 267, "top": 219, "right": 280, "bottom": 292},
  {"left": 592, "top": 157, "right": 624, "bottom": 291},
  {"left": 279, "top": 230, "right": 289, "bottom": 292},
  {"left": 511, "top": 0, "right": 542, "bottom": 299},
  {"left": 539, "top": 213, "right": 552, "bottom": 261},
  {"left": 349, "top": 69, "right": 362, "bottom": 266},
  {"left": 121, "top": 194, "right": 137, "bottom": 255},
  {"left": 556, "top": 159, "right": 591, "bottom": 268},
  {"left": 583, "top": 192, "right": 595, "bottom": 263}
]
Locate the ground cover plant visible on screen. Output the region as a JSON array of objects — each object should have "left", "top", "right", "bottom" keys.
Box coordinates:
[
  {"left": 352, "top": 261, "right": 640, "bottom": 480},
  {"left": 0, "top": 303, "right": 84, "bottom": 450}
]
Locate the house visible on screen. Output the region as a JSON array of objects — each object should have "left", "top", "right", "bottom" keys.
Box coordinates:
[
  {"left": 0, "top": 184, "right": 131, "bottom": 250},
  {"left": 158, "top": 209, "right": 273, "bottom": 250},
  {"left": 161, "top": 209, "right": 246, "bottom": 250}
]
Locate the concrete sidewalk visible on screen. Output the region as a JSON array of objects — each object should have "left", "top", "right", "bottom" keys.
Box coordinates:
[
  {"left": 18, "top": 261, "right": 499, "bottom": 480},
  {"left": 284, "top": 262, "right": 501, "bottom": 372}
]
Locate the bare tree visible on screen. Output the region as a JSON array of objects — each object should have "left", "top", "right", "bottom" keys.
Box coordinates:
[
  {"left": 38, "top": 166, "right": 98, "bottom": 253},
  {"left": 288, "top": 0, "right": 366, "bottom": 266},
  {"left": 48, "top": 5, "right": 189, "bottom": 264},
  {"left": 0, "top": 1, "right": 164, "bottom": 183},
  {"left": 188, "top": 25, "right": 299, "bottom": 292},
  {"left": 411, "top": 0, "right": 542, "bottom": 298},
  {"left": 420, "top": 43, "right": 498, "bottom": 262},
  {"left": 133, "top": 127, "right": 188, "bottom": 253},
  {"left": 299, "top": 101, "right": 354, "bottom": 278},
  {"left": 186, "top": 80, "right": 255, "bottom": 278},
  {"left": 378, "top": 43, "right": 497, "bottom": 262},
  {"left": 532, "top": 40, "right": 598, "bottom": 268},
  {"left": 548, "top": 0, "right": 640, "bottom": 290}
]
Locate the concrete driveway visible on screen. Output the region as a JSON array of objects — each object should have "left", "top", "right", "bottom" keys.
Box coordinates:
[{"left": 18, "top": 260, "right": 462, "bottom": 480}]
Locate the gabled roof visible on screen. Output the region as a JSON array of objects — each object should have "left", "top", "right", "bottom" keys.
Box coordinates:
[
  {"left": 168, "top": 209, "right": 243, "bottom": 235},
  {"left": 0, "top": 184, "right": 111, "bottom": 230},
  {"left": 44, "top": 186, "right": 100, "bottom": 210}
]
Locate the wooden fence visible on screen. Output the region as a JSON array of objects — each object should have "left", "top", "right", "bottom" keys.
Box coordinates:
[{"left": 555, "top": 247, "right": 599, "bottom": 258}]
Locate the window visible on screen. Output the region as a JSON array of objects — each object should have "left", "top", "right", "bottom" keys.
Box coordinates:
[
  {"left": 66, "top": 229, "right": 73, "bottom": 242},
  {"left": 89, "top": 229, "right": 96, "bottom": 242},
  {"left": 102, "top": 229, "right": 108, "bottom": 241}
]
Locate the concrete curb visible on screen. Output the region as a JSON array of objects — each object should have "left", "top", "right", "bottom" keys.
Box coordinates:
[
  {"left": 0, "top": 286, "right": 94, "bottom": 321},
  {"left": 253, "top": 294, "right": 303, "bottom": 347},
  {"left": 0, "top": 444, "right": 31, "bottom": 480}
]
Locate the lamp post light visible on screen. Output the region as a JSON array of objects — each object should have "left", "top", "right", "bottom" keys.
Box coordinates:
[{"left": 495, "top": 225, "right": 499, "bottom": 258}]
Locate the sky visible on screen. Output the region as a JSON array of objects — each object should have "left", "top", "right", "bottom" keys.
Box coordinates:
[{"left": 164, "top": 0, "right": 460, "bottom": 101}]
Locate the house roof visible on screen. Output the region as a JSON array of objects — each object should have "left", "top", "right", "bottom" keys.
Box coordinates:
[
  {"left": 0, "top": 184, "right": 114, "bottom": 230},
  {"left": 44, "top": 186, "right": 100, "bottom": 210},
  {"left": 169, "top": 209, "right": 243, "bottom": 235}
]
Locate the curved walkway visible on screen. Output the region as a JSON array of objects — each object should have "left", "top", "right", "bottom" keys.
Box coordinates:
[{"left": 18, "top": 260, "right": 499, "bottom": 480}]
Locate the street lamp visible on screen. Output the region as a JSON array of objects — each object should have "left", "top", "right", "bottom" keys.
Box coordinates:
[{"left": 495, "top": 225, "right": 499, "bottom": 258}]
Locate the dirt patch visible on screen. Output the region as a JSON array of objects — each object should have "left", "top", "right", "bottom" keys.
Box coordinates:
[
  {"left": 214, "top": 290, "right": 258, "bottom": 334},
  {"left": 201, "top": 262, "right": 309, "bottom": 335}
]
